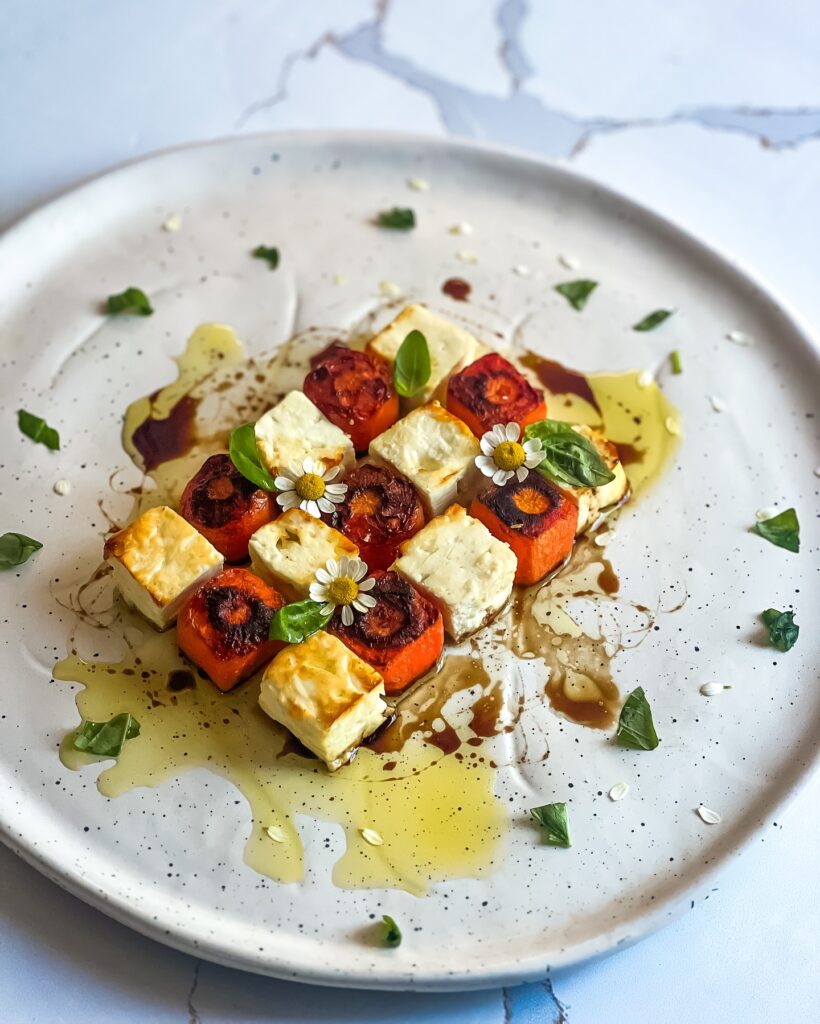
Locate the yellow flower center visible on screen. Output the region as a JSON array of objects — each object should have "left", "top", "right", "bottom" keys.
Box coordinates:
[
  {"left": 295, "top": 472, "right": 326, "bottom": 501},
  {"left": 493, "top": 440, "right": 525, "bottom": 472},
  {"left": 327, "top": 576, "right": 359, "bottom": 606}
]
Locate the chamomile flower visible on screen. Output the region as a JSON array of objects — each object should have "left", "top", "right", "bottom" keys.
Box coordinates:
[
  {"left": 274, "top": 458, "right": 347, "bottom": 518},
  {"left": 309, "top": 556, "right": 377, "bottom": 626},
  {"left": 475, "top": 422, "right": 543, "bottom": 486}
]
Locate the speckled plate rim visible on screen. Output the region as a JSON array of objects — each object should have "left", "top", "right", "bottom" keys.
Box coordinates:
[{"left": 0, "top": 130, "right": 818, "bottom": 991}]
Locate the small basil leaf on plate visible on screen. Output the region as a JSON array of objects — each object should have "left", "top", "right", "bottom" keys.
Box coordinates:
[
  {"left": 269, "top": 599, "right": 333, "bottom": 644},
  {"left": 17, "top": 410, "right": 60, "bottom": 451},
  {"left": 523, "top": 420, "right": 615, "bottom": 488},
  {"left": 530, "top": 802, "right": 571, "bottom": 847},
  {"left": 633, "top": 309, "right": 674, "bottom": 332},
  {"left": 106, "top": 287, "right": 153, "bottom": 316},
  {"left": 554, "top": 279, "right": 598, "bottom": 311},
  {"left": 252, "top": 245, "right": 280, "bottom": 269},
  {"left": 754, "top": 507, "right": 800, "bottom": 553},
  {"left": 670, "top": 349, "right": 683, "bottom": 374},
  {"left": 377, "top": 207, "right": 415, "bottom": 230},
  {"left": 761, "top": 608, "right": 799, "bottom": 652},
  {"left": 228, "top": 423, "right": 278, "bottom": 492},
  {"left": 380, "top": 915, "right": 402, "bottom": 948},
  {"left": 393, "top": 329, "right": 431, "bottom": 398},
  {"left": 0, "top": 533, "right": 43, "bottom": 569},
  {"left": 73, "top": 712, "right": 140, "bottom": 757},
  {"left": 616, "top": 686, "right": 659, "bottom": 750}
]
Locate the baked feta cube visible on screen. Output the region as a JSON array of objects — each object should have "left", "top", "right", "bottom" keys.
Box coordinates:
[
  {"left": 367, "top": 304, "right": 481, "bottom": 408},
  {"left": 392, "top": 504, "right": 516, "bottom": 642},
  {"left": 368, "top": 401, "right": 481, "bottom": 519},
  {"left": 259, "top": 630, "right": 388, "bottom": 770},
  {"left": 103, "top": 505, "right": 223, "bottom": 630},
  {"left": 562, "top": 426, "right": 629, "bottom": 534},
  {"left": 254, "top": 390, "right": 355, "bottom": 477},
  {"left": 248, "top": 508, "right": 359, "bottom": 601}
]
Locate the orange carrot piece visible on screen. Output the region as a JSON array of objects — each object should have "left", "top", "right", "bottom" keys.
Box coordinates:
[{"left": 447, "top": 352, "right": 547, "bottom": 438}]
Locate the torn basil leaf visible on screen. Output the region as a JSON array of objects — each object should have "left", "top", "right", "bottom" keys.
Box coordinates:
[
  {"left": 555, "top": 279, "right": 598, "bottom": 311},
  {"left": 530, "top": 802, "right": 571, "bottom": 847},
  {"left": 633, "top": 309, "right": 674, "bottom": 332},
  {"left": 523, "top": 420, "right": 615, "bottom": 488},
  {"left": 17, "top": 410, "right": 60, "bottom": 451},
  {"left": 761, "top": 608, "right": 799, "bottom": 652},
  {"left": 73, "top": 713, "right": 140, "bottom": 757},
  {"left": 392, "top": 329, "right": 431, "bottom": 397},
  {"left": 755, "top": 508, "right": 800, "bottom": 553},
  {"left": 380, "top": 915, "right": 402, "bottom": 948},
  {"left": 377, "top": 207, "right": 415, "bottom": 230},
  {"left": 0, "top": 533, "right": 43, "bottom": 570},
  {"left": 616, "top": 687, "right": 659, "bottom": 750},
  {"left": 106, "top": 287, "right": 153, "bottom": 316},
  {"left": 269, "top": 599, "right": 333, "bottom": 644},
  {"left": 252, "top": 245, "right": 280, "bottom": 269},
  {"left": 228, "top": 423, "right": 278, "bottom": 492}
]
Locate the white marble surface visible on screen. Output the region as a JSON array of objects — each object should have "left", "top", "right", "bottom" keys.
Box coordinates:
[{"left": 2, "top": 1, "right": 819, "bottom": 1020}]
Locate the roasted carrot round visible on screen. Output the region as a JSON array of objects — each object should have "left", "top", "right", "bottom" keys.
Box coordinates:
[
  {"left": 330, "top": 570, "right": 443, "bottom": 695},
  {"left": 304, "top": 344, "right": 399, "bottom": 452},
  {"left": 180, "top": 454, "right": 277, "bottom": 562},
  {"left": 447, "top": 352, "right": 547, "bottom": 438},
  {"left": 470, "top": 473, "right": 577, "bottom": 585},
  {"left": 177, "top": 568, "right": 285, "bottom": 691}
]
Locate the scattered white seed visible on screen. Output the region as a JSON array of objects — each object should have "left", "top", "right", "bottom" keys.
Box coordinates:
[
  {"left": 361, "top": 828, "right": 384, "bottom": 847},
  {"left": 594, "top": 529, "right": 616, "bottom": 547},
  {"left": 333, "top": 274, "right": 346, "bottom": 286},
  {"left": 513, "top": 264, "right": 531, "bottom": 277},
  {"left": 265, "top": 825, "right": 286, "bottom": 843},
  {"left": 726, "top": 330, "right": 750, "bottom": 345},
  {"left": 609, "top": 782, "right": 629, "bottom": 801},
  {"left": 559, "top": 254, "right": 580, "bottom": 270},
  {"left": 755, "top": 506, "right": 779, "bottom": 521},
  {"left": 407, "top": 176, "right": 429, "bottom": 192},
  {"left": 664, "top": 416, "right": 681, "bottom": 436},
  {"left": 636, "top": 370, "right": 654, "bottom": 389},
  {"left": 697, "top": 805, "right": 722, "bottom": 825},
  {"left": 449, "top": 221, "right": 473, "bottom": 236},
  {"left": 53, "top": 479, "right": 72, "bottom": 496},
  {"left": 814, "top": 466, "right": 820, "bottom": 478},
  {"left": 457, "top": 249, "right": 479, "bottom": 263},
  {"left": 162, "top": 213, "right": 182, "bottom": 232},
  {"left": 708, "top": 395, "right": 725, "bottom": 412},
  {"left": 700, "top": 682, "right": 730, "bottom": 697},
  {"left": 379, "top": 280, "right": 401, "bottom": 298}
]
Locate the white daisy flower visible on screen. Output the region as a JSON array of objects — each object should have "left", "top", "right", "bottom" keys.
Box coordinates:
[
  {"left": 274, "top": 457, "right": 347, "bottom": 519},
  {"left": 309, "top": 556, "right": 377, "bottom": 626},
  {"left": 475, "top": 422, "right": 543, "bottom": 487}
]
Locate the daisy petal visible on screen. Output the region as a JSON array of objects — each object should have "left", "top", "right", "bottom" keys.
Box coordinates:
[
  {"left": 355, "top": 594, "right": 377, "bottom": 609},
  {"left": 491, "top": 424, "right": 507, "bottom": 444},
  {"left": 304, "top": 500, "right": 321, "bottom": 519},
  {"left": 317, "top": 497, "right": 334, "bottom": 514},
  {"left": 505, "top": 422, "right": 520, "bottom": 441},
  {"left": 341, "top": 605, "right": 354, "bottom": 626},
  {"left": 480, "top": 435, "right": 496, "bottom": 456},
  {"left": 522, "top": 439, "right": 542, "bottom": 455},
  {"left": 516, "top": 466, "right": 529, "bottom": 482},
  {"left": 326, "top": 559, "right": 339, "bottom": 577},
  {"left": 351, "top": 559, "right": 367, "bottom": 582},
  {"left": 324, "top": 483, "right": 347, "bottom": 497},
  {"left": 315, "top": 567, "right": 332, "bottom": 584},
  {"left": 303, "top": 457, "right": 315, "bottom": 475},
  {"left": 324, "top": 465, "right": 341, "bottom": 482},
  {"left": 320, "top": 602, "right": 335, "bottom": 616},
  {"left": 524, "top": 451, "right": 543, "bottom": 468},
  {"left": 309, "top": 583, "right": 327, "bottom": 603},
  {"left": 357, "top": 577, "right": 376, "bottom": 592},
  {"left": 476, "top": 455, "right": 496, "bottom": 477},
  {"left": 274, "top": 476, "right": 295, "bottom": 491},
  {"left": 492, "top": 468, "right": 512, "bottom": 486},
  {"left": 277, "top": 491, "right": 300, "bottom": 510}
]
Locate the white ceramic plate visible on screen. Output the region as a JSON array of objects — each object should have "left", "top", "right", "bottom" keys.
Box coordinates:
[{"left": 0, "top": 133, "right": 817, "bottom": 991}]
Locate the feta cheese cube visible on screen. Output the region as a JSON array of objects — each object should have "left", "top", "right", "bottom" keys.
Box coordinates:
[
  {"left": 259, "top": 630, "right": 387, "bottom": 770},
  {"left": 248, "top": 508, "right": 359, "bottom": 601},
  {"left": 254, "top": 391, "right": 355, "bottom": 477},
  {"left": 563, "top": 426, "right": 629, "bottom": 534},
  {"left": 368, "top": 401, "right": 481, "bottom": 519},
  {"left": 392, "top": 504, "right": 516, "bottom": 642},
  {"left": 367, "top": 304, "right": 481, "bottom": 408},
  {"left": 103, "top": 505, "right": 223, "bottom": 630}
]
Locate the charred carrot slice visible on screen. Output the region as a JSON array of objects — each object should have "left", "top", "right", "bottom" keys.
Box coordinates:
[
  {"left": 327, "top": 464, "right": 425, "bottom": 571},
  {"left": 304, "top": 344, "right": 399, "bottom": 452},
  {"left": 177, "top": 567, "right": 285, "bottom": 691},
  {"left": 180, "top": 454, "right": 277, "bottom": 563},
  {"left": 470, "top": 473, "right": 577, "bottom": 586},
  {"left": 330, "top": 570, "right": 443, "bottom": 695},
  {"left": 447, "top": 352, "right": 546, "bottom": 438}
]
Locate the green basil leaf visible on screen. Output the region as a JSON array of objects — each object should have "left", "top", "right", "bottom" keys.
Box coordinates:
[
  {"left": 269, "top": 599, "right": 333, "bottom": 644},
  {"left": 380, "top": 915, "right": 402, "bottom": 948},
  {"left": 377, "top": 207, "right": 415, "bottom": 230},
  {"left": 616, "top": 687, "right": 659, "bottom": 750},
  {"left": 0, "top": 532, "right": 43, "bottom": 569},
  {"left": 228, "top": 423, "right": 278, "bottom": 492},
  {"left": 670, "top": 349, "right": 683, "bottom": 374},
  {"left": 755, "top": 508, "right": 800, "bottom": 553},
  {"left": 761, "top": 608, "right": 799, "bottom": 652},
  {"left": 530, "top": 802, "right": 571, "bottom": 847},
  {"left": 106, "top": 287, "right": 153, "bottom": 316},
  {"left": 633, "top": 309, "right": 674, "bottom": 332},
  {"left": 555, "top": 279, "right": 598, "bottom": 311},
  {"left": 73, "top": 712, "right": 140, "bottom": 757},
  {"left": 393, "top": 329, "right": 431, "bottom": 398},
  {"left": 252, "top": 245, "right": 280, "bottom": 269},
  {"left": 17, "top": 410, "right": 60, "bottom": 451},
  {"left": 523, "top": 420, "right": 615, "bottom": 488}
]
